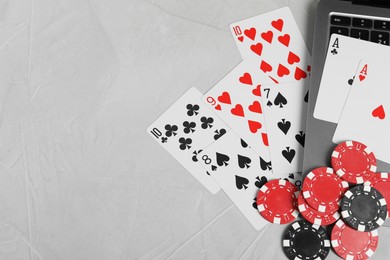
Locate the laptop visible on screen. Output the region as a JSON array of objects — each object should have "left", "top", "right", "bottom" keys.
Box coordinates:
[{"left": 303, "top": 0, "right": 390, "bottom": 177}]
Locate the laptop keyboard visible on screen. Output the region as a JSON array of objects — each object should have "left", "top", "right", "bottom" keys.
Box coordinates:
[{"left": 330, "top": 14, "right": 390, "bottom": 45}]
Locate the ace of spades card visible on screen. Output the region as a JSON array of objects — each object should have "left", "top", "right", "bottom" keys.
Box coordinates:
[
  {"left": 334, "top": 59, "right": 390, "bottom": 164},
  {"left": 261, "top": 81, "right": 308, "bottom": 178},
  {"left": 202, "top": 59, "right": 272, "bottom": 163},
  {"left": 147, "top": 87, "right": 230, "bottom": 194},
  {"left": 229, "top": 6, "right": 311, "bottom": 84},
  {"left": 198, "top": 131, "right": 301, "bottom": 230}
]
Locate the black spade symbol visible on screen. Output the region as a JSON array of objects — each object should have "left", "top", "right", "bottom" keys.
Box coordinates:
[
  {"left": 278, "top": 119, "right": 291, "bottom": 135},
  {"left": 282, "top": 147, "right": 296, "bottom": 163},
  {"left": 274, "top": 92, "right": 287, "bottom": 108}
]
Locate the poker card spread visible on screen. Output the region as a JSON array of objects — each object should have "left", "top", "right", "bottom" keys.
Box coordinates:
[
  {"left": 148, "top": 6, "right": 313, "bottom": 230},
  {"left": 230, "top": 6, "right": 311, "bottom": 84},
  {"left": 314, "top": 34, "right": 390, "bottom": 123},
  {"left": 333, "top": 59, "right": 390, "bottom": 164},
  {"left": 147, "top": 87, "right": 229, "bottom": 194}
]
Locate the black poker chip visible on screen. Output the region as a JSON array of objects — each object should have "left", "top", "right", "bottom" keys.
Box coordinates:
[
  {"left": 282, "top": 220, "right": 330, "bottom": 260},
  {"left": 340, "top": 185, "right": 387, "bottom": 232}
]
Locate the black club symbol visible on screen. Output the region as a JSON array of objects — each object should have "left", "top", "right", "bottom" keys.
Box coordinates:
[
  {"left": 252, "top": 197, "right": 258, "bottom": 210},
  {"left": 186, "top": 104, "right": 199, "bottom": 116},
  {"left": 200, "top": 116, "right": 213, "bottom": 129},
  {"left": 164, "top": 124, "right": 178, "bottom": 137},
  {"left": 161, "top": 137, "right": 168, "bottom": 143},
  {"left": 192, "top": 149, "right": 202, "bottom": 162},
  {"left": 331, "top": 48, "right": 338, "bottom": 55},
  {"left": 183, "top": 121, "right": 196, "bottom": 134},
  {"left": 179, "top": 137, "right": 192, "bottom": 150}
]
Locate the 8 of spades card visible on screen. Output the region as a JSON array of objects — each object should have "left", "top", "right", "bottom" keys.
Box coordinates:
[
  {"left": 198, "top": 131, "right": 301, "bottom": 230},
  {"left": 147, "top": 87, "right": 229, "bottom": 194}
]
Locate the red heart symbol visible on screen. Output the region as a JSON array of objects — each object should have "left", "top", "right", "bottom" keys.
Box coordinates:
[
  {"left": 252, "top": 85, "right": 261, "bottom": 96},
  {"left": 239, "top": 73, "right": 253, "bottom": 85},
  {"left": 231, "top": 104, "right": 245, "bottom": 117},
  {"left": 248, "top": 120, "right": 262, "bottom": 133},
  {"left": 250, "top": 43, "right": 263, "bottom": 56},
  {"left": 218, "top": 92, "right": 231, "bottom": 104},
  {"left": 238, "top": 36, "right": 244, "bottom": 42},
  {"left": 262, "top": 133, "right": 269, "bottom": 146},
  {"left": 372, "top": 105, "right": 385, "bottom": 119},
  {"left": 359, "top": 75, "right": 366, "bottom": 81},
  {"left": 215, "top": 104, "right": 221, "bottom": 111},
  {"left": 277, "top": 64, "right": 290, "bottom": 77},
  {"left": 261, "top": 31, "right": 273, "bottom": 44},
  {"left": 287, "top": 51, "right": 300, "bottom": 65},
  {"left": 260, "top": 60, "right": 272, "bottom": 73},
  {"left": 248, "top": 101, "right": 262, "bottom": 114},
  {"left": 271, "top": 19, "right": 283, "bottom": 31},
  {"left": 294, "top": 67, "right": 307, "bottom": 80},
  {"left": 278, "top": 34, "right": 290, "bottom": 47},
  {"left": 244, "top": 28, "right": 256, "bottom": 40},
  {"left": 307, "top": 65, "right": 311, "bottom": 72}
]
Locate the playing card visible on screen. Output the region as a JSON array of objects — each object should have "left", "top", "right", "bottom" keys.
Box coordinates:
[
  {"left": 230, "top": 6, "right": 311, "bottom": 83},
  {"left": 199, "top": 131, "right": 301, "bottom": 230},
  {"left": 202, "top": 59, "right": 272, "bottom": 162},
  {"left": 314, "top": 34, "right": 390, "bottom": 123},
  {"left": 147, "top": 87, "right": 229, "bottom": 194},
  {"left": 333, "top": 59, "right": 390, "bottom": 164},
  {"left": 261, "top": 81, "right": 308, "bottom": 178}
]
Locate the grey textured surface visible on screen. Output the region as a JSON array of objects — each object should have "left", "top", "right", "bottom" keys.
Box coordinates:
[{"left": 1, "top": 0, "right": 389, "bottom": 259}]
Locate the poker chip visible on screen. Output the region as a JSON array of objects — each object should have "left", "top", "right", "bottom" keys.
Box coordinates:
[
  {"left": 282, "top": 220, "right": 330, "bottom": 260},
  {"left": 331, "top": 140, "right": 376, "bottom": 184},
  {"left": 302, "top": 167, "right": 349, "bottom": 212},
  {"left": 298, "top": 192, "right": 340, "bottom": 226},
  {"left": 257, "top": 179, "right": 299, "bottom": 224},
  {"left": 365, "top": 172, "right": 390, "bottom": 216},
  {"left": 331, "top": 219, "right": 379, "bottom": 260},
  {"left": 341, "top": 185, "right": 387, "bottom": 232}
]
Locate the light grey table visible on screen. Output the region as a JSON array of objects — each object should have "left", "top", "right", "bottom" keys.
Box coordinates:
[{"left": 1, "top": 0, "right": 389, "bottom": 259}]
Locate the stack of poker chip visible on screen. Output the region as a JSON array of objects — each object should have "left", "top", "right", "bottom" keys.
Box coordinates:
[{"left": 255, "top": 140, "right": 390, "bottom": 260}]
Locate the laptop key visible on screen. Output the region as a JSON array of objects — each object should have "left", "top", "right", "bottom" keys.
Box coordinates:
[
  {"left": 330, "top": 15, "right": 351, "bottom": 26},
  {"left": 350, "top": 29, "right": 369, "bottom": 40},
  {"left": 371, "top": 31, "right": 390, "bottom": 45},
  {"left": 330, "top": 26, "right": 349, "bottom": 37},
  {"left": 352, "top": 18, "right": 373, "bottom": 28},
  {"left": 374, "top": 20, "right": 390, "bottom": 31}
]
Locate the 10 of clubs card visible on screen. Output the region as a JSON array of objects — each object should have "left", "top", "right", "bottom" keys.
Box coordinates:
[
  {"left": 229, "top": 6, "right": 311, "bottom": 84},
  {"left": 261, "top": 81, "right": 308, "bottom": 178},
  {"left": 198, "top": 131, "right": 302, "bottom": 230},
  {"left": 333, "top": 59, "right": 390, "bottom": 164},
  {"left": 314, "top": 34, "right": 390, "bottom": 123},
  {"left": 147, "top": 87, "right": 229, "bottom": 194}
]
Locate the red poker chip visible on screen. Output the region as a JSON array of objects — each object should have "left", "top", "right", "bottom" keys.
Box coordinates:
[
  {"left": 302, "top": 167, "right": 349, "bottom": 212},
  {"left": 257, "top": 179, "right": 299, "bottom": 224},
  {"left": 331, "top": 140, "right": 377, "bottom": 184},
  {"left": 331, "top": 219, "right": 379, "bottom": 260},
  {"left": 298, "top": 192, "right": 340, "bottom": 226},
  {"left": 365, "top": 172, "right": 390, "bottom": 216}
]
